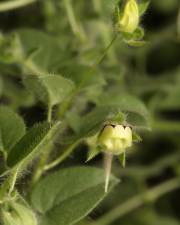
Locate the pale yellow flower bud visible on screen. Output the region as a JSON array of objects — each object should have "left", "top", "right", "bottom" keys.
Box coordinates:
[
  {"left": 98, "top": 125, "right": 132, "bottom": 155},
  {"left": 119, "top": 0, "right": 139, "bottom": 33}
]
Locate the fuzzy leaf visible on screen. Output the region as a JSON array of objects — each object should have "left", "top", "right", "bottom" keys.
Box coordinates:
[
  {"left": 31, "top": 167, "right": 119, "bottom": 225},
  {"left": 126, "top": 39, "right": 147, "bottom": 47},
  {"left": 132, "top": 132, "right": 142, "bottom": 142},
  {"left": 86, "top": 146, "right": 101, "bottom": 162},
  {"left": 0, "top": 106, "right": 26, "bottom": 153},
  {"left": 23, "top": 75, "right": 75, "bottom": 106},
  {"left": 139, "top": 1, "right": 150, "bottom": 15},
  {"left": 7, "top": 121, "right": 61, "bottom": 168},
  {"left": 96, "top": 94, "right": 148, "bottom": 117}
]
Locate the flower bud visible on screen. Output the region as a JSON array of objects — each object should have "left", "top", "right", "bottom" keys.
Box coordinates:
[
  {"left": 98, "top": 125, "right": 132, "bottom": 155},
  {"left": 118, "top": 0, "right": 139, "bottom": 33}
]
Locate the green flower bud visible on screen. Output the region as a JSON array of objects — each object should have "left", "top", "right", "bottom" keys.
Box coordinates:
[
  {"left": 2, "top": 202, "right": 37, "bottom": 225},
  {"left": 98, "top": 124, "right": 132, "bottom": 155},
  {"left": 2, "top": 210, "right": 21, "bottom": 225},
  {"left": 118, "top": 0, "right": 139, "bottom": 33}
]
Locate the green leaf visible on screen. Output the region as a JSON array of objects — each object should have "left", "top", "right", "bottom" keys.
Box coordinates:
[
  {"left": 86, "top": 146, "right": 101, "bottom": 162},
  {"left": 2, "top": 77, "right": 35, "bottom": 109},
  {"left": 132, "top": 131, "right": 142, "bottom": 142},
  {"left": 17, "top": 29, "right": 70, "bottom": 72},
  {"left": 23, "top": 75, "right": 75, "bottom": 106},
  {"left": 58, "top": 63, "right": 105, "bottom": 89},
  {"left": 31, "top": 167, "right": 119, "bottom": 225},
  {"left": 125, "top": 39, "right": 147, "bottom": 47},
  {"left": 76, "top": 106, "right": 117, "bottom": 137},
  {"left": 0, "top": 106, "right": 26, "bottom": 153},
  {"left": 95, "top": 93, "right": 149, "bottom": 121},
  {"left": 139, "top": 1, "right": 150, "bottom": 16},
  {"left": 67, "top": 96, "right": 149, "bottom": 141},
  {"left": 7, "top": 121, "right": 61, "bottom": 168}
]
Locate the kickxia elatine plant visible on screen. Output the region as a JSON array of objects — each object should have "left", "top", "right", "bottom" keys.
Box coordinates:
[{"left": 0, "top": 0, "right": 180, "bottom": 225}]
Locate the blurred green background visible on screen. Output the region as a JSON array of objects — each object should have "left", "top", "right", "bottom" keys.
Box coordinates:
[{"left": 0, "top": 0, "right": 180, "bottom": 225}]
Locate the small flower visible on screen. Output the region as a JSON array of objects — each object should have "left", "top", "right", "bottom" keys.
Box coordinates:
[
  {"left": 98, "top": 124, "right": 132, "bottom": 155},
  {"left": 118, "top": 0, "right": 139, "bottom": 33}
]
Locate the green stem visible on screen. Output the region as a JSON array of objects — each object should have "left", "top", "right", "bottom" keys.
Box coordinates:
[
  {"left": 63, "top": 0, "right": 86, "bottom": 42},
  {"left": 57, "top": 34, "right": 118, "bottom": 120},
  {"left": 0, "top": 0, "right": 36, "bottom": 12},
  {"left": 8, "top": 167, "right": 19, "bottom": 195},
  {"left": 31, "top": 144, "right": 53, "bottom": 185},
  {"left": 96, "top": 34, "right": 118, "bottom": 65},
  {"left": 31, "top": 104, "right": 53, "bottom": 185},
  {"left": 47, "top": 103, "right": 52, "bottom": 123},
  {"left": 92, "top": 177, "right": 180, "bottom": 225},
  {"left": 44, "top": 139, "right": 81, "bottom": 171},
  {"left": 23, "top": 59, "right": 45, "bottom": 75},
  {"left": 58, "top": 90, "right": 77, "bottom": 119}
]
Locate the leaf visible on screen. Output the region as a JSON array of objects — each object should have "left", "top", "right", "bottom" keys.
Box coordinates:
[
  {"left": 2, "top": 77, "right": 35, "bottom": 109},
  {"left": 76, "top": 106, "right": 117, "bottom": 137},
  {"left": 123, "top": 27, "right": 145, "bottom": 41},
  {"left": 86, "top": 146, "right": 101, "bottom": 162},
  {"left": 0, "top": 106, "right": 26, "bottom": 153},
  {"left": 132, "top": 131, "right": 142, "bottom": 142},
  {"left": 58, "top": 63, "right": 105, "bottom": 89},
  {"left": 95, "top": 93, "right": 149, "bottom": 121},
  {"left": 7, "top": 121, "right": 61, "bottom": 168},
  {"left": 67, "top": 96, "right": 149, "bottom": 142},
  {"left": 139, "top": 1, "right": 150, "bottom": 16},
  {"left": 126, "top": 39, "right": 147, "bottom": 47},
  {"left": 17, "top": 29, "right": 70, "bottom": 72},
  {"left": 23, "top": 75, "right": 75, "bottom": 106},
  {"left": 31, "top": 167, "right": 119, "bottom": 225}
]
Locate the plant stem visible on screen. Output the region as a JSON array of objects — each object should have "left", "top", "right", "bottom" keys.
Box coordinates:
[
  {"left": 96, "top": 34, "right": 118, "bottom": 65},
  {"left": 47, "top": 103, "right": 52, "bottom": 123},
  {"left": 0, "top": 0, "right": 36, "bottom": 12},
  {"left": 57, "top": 34, "right": 118, "bottom": 120},
  {"left": 44, "top": 139, "right": 81, "bottom": 171},
  {"left": 8, "top": 167, "right": 19, "bottom": 195},
  {"left": 92, "top": 177, "right": 180, "bottom": 225},
  {"left": 31, "top": 144, "right": 53, "bottom": 185},
  {"left": 54, "top": 34, "right": 118, "bottom": 166},
  {"left": 31, "top": 104, "right": 53, "bottom": 185},
  {"left": 104, "top": 153, "right": 113, "bottom": 193},
  {"left": 23, "top": 59, "right": 45, "bottom": 75},
  {"left": 63, "top": 0, "right": 86, "bottom": 42}
]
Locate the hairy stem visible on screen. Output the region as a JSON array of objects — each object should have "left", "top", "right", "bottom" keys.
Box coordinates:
[
  {"left": 44, "top": 139, "right": 81, "bottom": 171},
  {"left": 57, "top": 34, "right": 118, "bottom": 120},
  {"left": 0, "top": 0, "right": 36, "bottom": 12},
  {"left": 63, "top": 0, "right": 86, "bottom": 42},
  {"left": 96, "top": 34, "right": 118, "bottom": 65},
  {"left": 47, "top": 103, "right": 53, "bottom": 123}
]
